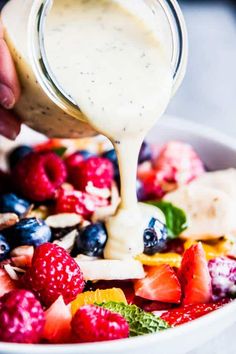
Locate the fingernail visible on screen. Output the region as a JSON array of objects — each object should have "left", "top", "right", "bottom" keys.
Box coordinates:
[{"left": 0, "top": 83, "right": 15, "bottom": 109}]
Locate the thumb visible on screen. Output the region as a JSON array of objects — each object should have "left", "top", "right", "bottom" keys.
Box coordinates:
[
  {"left": 0, "top": 22, "right": 21, "bottom": 109},
  {"left": 0, "top": 107, "right": 21, "bottom": 140}
]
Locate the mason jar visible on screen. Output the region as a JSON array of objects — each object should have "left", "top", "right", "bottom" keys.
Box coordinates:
[{"left": 1, "top": 0, "right": 188, "bottom": 138}]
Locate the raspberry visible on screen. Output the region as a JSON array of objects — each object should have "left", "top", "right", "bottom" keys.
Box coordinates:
[
  {"left": 65, "top": 150, "right": 94, "bottom": 176},
  {"left": 13, "top": 151, "right": 67, "bottom": 202},
  {"left": 65, "top": 152, "right": 85, "bottom": 175},
  {"left": 55, "top": 188, "right": 108, "bottom": 217},
  {"left": 22, "top": 243, "right": 84, "bottom": 307},
  {"left": 208, "top": 257, "right": 236, "bottom": 300},
  {"left": 154, "top": 141, "right": 205, "bottom": 185},
  {"left": 71, "top": 305, "right": 129, "bottom": 342},
  {"left": 0, "top": 290, "right": 45, "bottom": 343},
  {"left": 69, "top": 157, "right": 114, "bottom": 191}
]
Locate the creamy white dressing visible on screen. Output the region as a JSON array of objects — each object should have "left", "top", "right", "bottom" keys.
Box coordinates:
[{"left": 44, "top": 0, "right": 173, "bottom": 259}]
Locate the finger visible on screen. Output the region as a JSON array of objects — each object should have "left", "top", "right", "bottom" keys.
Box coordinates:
[
  {"left": 0, "top": 23, "right": 21, "bottom": 108},
  {"left": 0, "top": 23, "right": 3, "bottom": 38},
  {"left": 0, "top": 107, "right": 21, "bottom": 140}
]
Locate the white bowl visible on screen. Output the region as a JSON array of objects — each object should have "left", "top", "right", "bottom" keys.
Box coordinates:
[{"left": 1, "top": 116, "right": 236, "bottom": 354}]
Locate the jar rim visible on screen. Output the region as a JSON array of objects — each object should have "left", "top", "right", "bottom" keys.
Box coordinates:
[{"left": 28, "top": 0, "right": 188, "bottom": 117}]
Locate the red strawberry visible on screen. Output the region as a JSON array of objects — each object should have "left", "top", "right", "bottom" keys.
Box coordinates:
[
  {"left": 138, "top": 169, "right": 165, "bottom": 200},
  {"left": 13, "top": 151, "right": 67, "bottom": 202},
  {"left": 134, "top": 264, "right": 182, "bottom": 303},
  {"left": 0, "top": 268, "right": 17, "bottom": 297},
  {"left": 43, "top": 296, "right": 72, "bottom": 344},
  {"left": 133, "top": 296, "right": 173, "bottom": 312},
  {"left": 69, "top": 157, "right": 114, "bottom": 191},
  {"left": 22, "top": 243, "right": 84, "bottom": 307},
  {"left": 55, "top": 188, "right": 108, "bottom": 217},
  {"left": 161, "top": 299, "right": 230, "bottom": 326},
  {"left": 34, "top": 139, "right": 65, "bottom": 152},
  {"left": 179, "top": 243, "right": 212, "bottom": 305},
  {"left": 71, "top": 305, "right": 129, "bottom": 342}
]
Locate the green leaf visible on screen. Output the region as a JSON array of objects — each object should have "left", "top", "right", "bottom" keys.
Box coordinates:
[
  {"left": 148, "top": 201, "right": 187, "bottom": 238},
  {"left": 97, "top": 302, "right": 170, "bottom": 336},
  {"left": 52, "top": 146, "right": 67, "bottom": 157}
]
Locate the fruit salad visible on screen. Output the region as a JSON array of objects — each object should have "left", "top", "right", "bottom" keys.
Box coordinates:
[{"left": 0, "top": 138, "right": 235, "bottom": 344}]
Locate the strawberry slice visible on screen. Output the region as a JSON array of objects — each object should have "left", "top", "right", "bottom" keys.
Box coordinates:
[
  {"left": 42, "top": 296, "right": 72, "bottom": 344},
  {"left": 34, "top": 139, "right": 65, "bottom": 152},
  {"left": 0, "top": 268, "right": 17, "bottom": 297},
  {"left": 134, "top": 264, "right": 182, "bottom": 303},
  {"left": 161, "top": 298, "right": 230, "bottom": 326},
  {"left": 179, "top": 243, "right": 212, "bottom": 305}
]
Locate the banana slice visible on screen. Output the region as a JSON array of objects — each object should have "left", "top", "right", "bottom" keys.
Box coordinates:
[
  {"left": 75, "top": 259, "right": 145, "bottom": 281},
  {"left": 192, "top": 169, "right": 236, "bottom": 199},
  {"left": 138, "top": 202, "right": 166, "bottom": 224},
  {"left": 164, "top": 169, "right": 236, "bottom": 240}
]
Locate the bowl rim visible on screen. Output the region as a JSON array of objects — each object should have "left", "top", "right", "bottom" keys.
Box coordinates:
[
  {"left": 1, "top": 299, "right": 236, "bottom": 353},
  {"left": 1, "top": 116, "right": 236, "bottom": 352},
  {"left": 156, "top": 115, "right": 236, "bottom": 151}
]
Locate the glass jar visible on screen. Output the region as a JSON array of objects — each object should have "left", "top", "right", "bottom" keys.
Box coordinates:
[{"left": 1, "top": 0, "right": 187, "bottom": 138}]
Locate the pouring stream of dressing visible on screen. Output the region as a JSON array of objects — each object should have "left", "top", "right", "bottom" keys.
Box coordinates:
[{"left": 44, "top": 0, "right": 173, "bottom": 259}]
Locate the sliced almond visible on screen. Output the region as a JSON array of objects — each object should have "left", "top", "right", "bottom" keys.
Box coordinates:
[
  {"left": 76, "top": 254, "right": 100, "bottom": 261},
  {"left": 92, "top": 183, "right": 120, "bottom": 222},
  {"left": 53, "top": 229, "right": 78, "bottom": 252},
  {"left": 80, "top": 220, "right": 91, "bottom": 229},
  {"left": 11, "top": 245, "right": 34, "bottom": 258},
  {"left": 0, "top": 213, "right": 19, "bottom": 230},
  {"left": 46, "top": 213, "right": 82, "bottom": 228},
  {"left": 3, "top": 264, "right": 25, "bottom": 281},
  {"left": 85, "top": 183, "right": 111, "bottom": 199},
  {"left": 29, "top": 206, "right": 49, "bottom": 220}
]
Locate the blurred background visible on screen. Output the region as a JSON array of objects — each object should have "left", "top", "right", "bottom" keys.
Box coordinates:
[{"left": 167, "top": 0, "right": 236, "bottom": 136}]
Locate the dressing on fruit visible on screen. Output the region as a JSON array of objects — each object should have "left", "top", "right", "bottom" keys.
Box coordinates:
[{"left": 44, "top": 0, "right": 172, "bottom": 259}]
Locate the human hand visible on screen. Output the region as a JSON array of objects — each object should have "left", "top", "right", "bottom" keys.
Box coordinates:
[{"left": 0, "top": 21, "right": 21, "bottom": 140}]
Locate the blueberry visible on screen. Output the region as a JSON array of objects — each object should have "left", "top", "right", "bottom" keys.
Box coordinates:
[
  {"left": 102, "top": 149, "right": 118, "bottom": 166},
  {"left": 77, "top": 150, "right": 94, "bottom": 160},
  {"left": 0, "top": 234, "right": 10, "bottom": 261},
  {"left": 138, "top": 141, "right": 152, "bottom": 164},
  {"left": 8, "top": 145, "right": 33, "bottom": 169},
  {"left": 0, "top": 193, "right": 30, "bottom": 217},
  {"left": 143, "top": 217, "right": 168, "bottom": 255},
  {"left": 7, "top": 217, "right": 52, "bottom": 247},
  {"left": 76, "top": 223, "right": 107, "bottom": 257},
  {"left": 136, "top": 179, "right": 145, "bottom": 201}
]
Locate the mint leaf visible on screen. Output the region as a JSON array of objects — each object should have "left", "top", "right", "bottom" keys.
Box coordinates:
[
  {"left": 97, "top": 302, "right": 170, "bottom": 336},
  {"left": 52, "top": 146, "right": 67, "bottom": 157},
  {"left": 148, "top": 201, "right": 187, "bottom": 238}
]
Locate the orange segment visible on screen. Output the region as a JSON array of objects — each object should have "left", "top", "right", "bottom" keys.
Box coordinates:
[
  {"left": 184, "top": 239, "right": 233, "bottom": 261},
  {"left": 71, "top": 288, "right": 127, "bottom": 315},
  {"left": 136, "top": 253, "right": 182, "bottom": 268}
]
